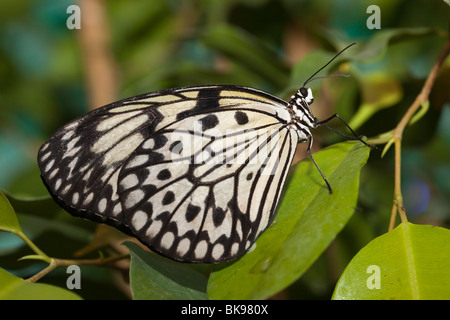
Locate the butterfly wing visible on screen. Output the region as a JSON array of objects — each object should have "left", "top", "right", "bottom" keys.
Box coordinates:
[{"left": 38, "top": 85, "right": 298, "bottom": 263}]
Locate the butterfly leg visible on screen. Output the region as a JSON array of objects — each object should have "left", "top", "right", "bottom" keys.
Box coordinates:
[
  {"left": 315, "top": 113, "right": 376, "bottom": 150},
  {"left": 306, "top": 135, "right": 333, "bottom": 194}
]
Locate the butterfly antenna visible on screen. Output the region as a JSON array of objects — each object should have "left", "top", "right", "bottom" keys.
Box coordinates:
[
  {"left": 303, "top": 43, "right": 356, "bottom": 87},
  {"left": 303, "top": 73, "right": 351, "bottom": 85}
]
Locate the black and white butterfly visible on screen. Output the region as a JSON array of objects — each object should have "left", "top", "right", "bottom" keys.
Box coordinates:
[{"left": 38, "top": 43, "right": 369, "bottom": 263}]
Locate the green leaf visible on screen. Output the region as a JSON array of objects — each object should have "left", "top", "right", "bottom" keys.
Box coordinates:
[
  {"left": 332, "top": 222, "right": 450, "bottom": 300},
  {"left": 348, "top": 72, "right": 403, "bottom": 130},
  {"left": 18, "top": 254, "right": 51, "bottom": 262},
  {"left": 123, "top": 241, "right": 209, "bottom": 300},
  {"left": 325, "top": 27, "right": 441, "bottom": 62},
  {"left": 2, "top": 192, "right": 95, "bottom": 256},
  {"left": 0, "top": 191, "right": 22, "bottom": 234},
  {"left": 201, "top": 24, "right": 290, "bottom": 88},
  {"left": 0, "top": 267, "right": 82, "bottom": 300},
  {"left": 207, "top": 141, "right": 370, "bottom": 299},
  {"left": 5, "top": 192, "right": 62, "bottom": 218}
]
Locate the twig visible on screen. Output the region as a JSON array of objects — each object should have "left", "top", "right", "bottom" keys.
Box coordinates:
[
  {"left": 25, "top": 259, "right": 59, "bottom": 283},
  {"left": 388, "top": 38, "right": 450, "bottom": 231},
  {"left": 26, "top": 254, "right": 130, "bottom": 283}
]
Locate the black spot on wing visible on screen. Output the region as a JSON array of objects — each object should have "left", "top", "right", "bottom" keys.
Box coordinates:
[
  {"left": 162, "top": 191, "right": 175, "bottom": 205},
  {"left": 157, "top": 168, "right": 171, "bottom": 180},
  {"left": 169, "top": 141, "right": 183, "bottom": 155},
  {"left": 198, "top": 114, "right": 219, "bottom": 132},
  {"left": 234, "top": 111, "right": 249, "bottom": 125},
  {"left": 185, "top": 204, "right": 201, "bottom": 222},
  {"left": 196, "top": 87, "right": 221, "bottom": 109},
  {"left": 153, "top": 134, "right": 168, "bottom": 149},
  {"left": 175, "top": 87, "right": 222, "bottom": 121},
  {"left": 212, "top": 207, "right": 226, "bottom": 227},
  {"left": 148, "top": 152, "right": 164, "bottom": 163}
]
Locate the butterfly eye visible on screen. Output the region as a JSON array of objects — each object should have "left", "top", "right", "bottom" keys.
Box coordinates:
[{"left": 299, "top": 87, "right": 308, "bottom": 97}]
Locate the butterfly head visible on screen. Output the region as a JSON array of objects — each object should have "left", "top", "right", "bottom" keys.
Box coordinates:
[
  {"left": 287, "top": 86, "right": 317, "bottom": 131},
  {"left": 289, "top": 86, "right": 314, "bottom": 108},
  {"left": 298, "top": 86, "right": 314, "bottom": 105}
]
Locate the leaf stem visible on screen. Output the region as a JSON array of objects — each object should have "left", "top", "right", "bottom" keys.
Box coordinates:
[
  {"left": 388, "top": 38, "right": 450, "bottom": 231},
  {"left": 2, "top": 223, "right": 129, "bottom": 282},
  {"left": 16, "top": 231, "right": 51, "bottom": 263},
  {"left": 26, "top": 259, "right": 59, "bottom": 283},
  {"left": 0, "top": 225, "right": 52, "bottom": 263}
]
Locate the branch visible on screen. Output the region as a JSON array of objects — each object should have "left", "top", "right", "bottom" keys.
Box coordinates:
[
  {"left": 26, "top": 254, "right": 130, "bottom": 283},
  {"left": 388, "top": 38, "right": 450, "bottom": 231}
]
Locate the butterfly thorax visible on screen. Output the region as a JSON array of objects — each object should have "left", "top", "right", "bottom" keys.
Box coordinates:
[{"left": 286, "top": 87, "right": 317, "bottom": 141}]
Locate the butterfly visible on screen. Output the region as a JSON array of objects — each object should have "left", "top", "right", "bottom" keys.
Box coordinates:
[{"left": 37, "top": 43, "right": 370, "bottom": 263}]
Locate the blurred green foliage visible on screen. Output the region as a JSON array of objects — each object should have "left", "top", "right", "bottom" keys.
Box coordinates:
[{"left": 0, "top": 0, "right": 449, "bottom": 299}]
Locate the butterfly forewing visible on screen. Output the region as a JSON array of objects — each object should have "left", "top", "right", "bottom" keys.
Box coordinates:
[{"left": 38, "top": 85, "right": 299, "bottom": 263}]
